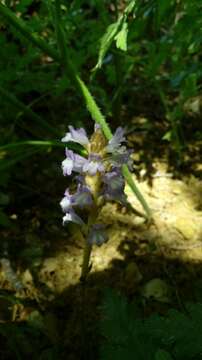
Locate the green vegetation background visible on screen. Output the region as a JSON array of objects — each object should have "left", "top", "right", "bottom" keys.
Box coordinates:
[{"left": 0, "top": 1, "right": 201, "bottom": 359}]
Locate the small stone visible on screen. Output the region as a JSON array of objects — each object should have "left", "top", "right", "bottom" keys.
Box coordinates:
[
  {"left": 141, "top": 278, "right": 172, "bottom": 303},
  {"left": 10, "top": 214, "right": 17, "bottom": 220}
]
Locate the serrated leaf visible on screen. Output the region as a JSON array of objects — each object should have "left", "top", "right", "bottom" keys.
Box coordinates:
[
  {"left": 94, "top": 0, "right": 136, "bottom": 69},
  {"left": 115, "top": 22, "right": 128, "bottom": 51},
  {"left": 95, "top": 21, "right": 121, "bottom": 69}
]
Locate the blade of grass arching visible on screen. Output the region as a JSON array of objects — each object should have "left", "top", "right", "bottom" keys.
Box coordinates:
[
  {"left": 0, "top": 140, "right": 63, "bottom": 151},
  {"left": 0, "top": 3, "right": 152, "bottom": 219},
  {"left": 0, "top": 140, "right": 87, "bottom": 156},
  {"left": 0, "top": 87, "right": 60, "bottom": 137}
]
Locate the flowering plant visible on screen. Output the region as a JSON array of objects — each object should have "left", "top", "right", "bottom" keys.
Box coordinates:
[{"left": 61, "top": 124, "right": 132, "bottom": 281}]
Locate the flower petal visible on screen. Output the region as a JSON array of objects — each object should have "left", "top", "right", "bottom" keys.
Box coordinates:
[
  {"left": 103, "top": 170, "right": 127, "bottom": 204},
  {"left": 60, "top": 184, "right": 92, "bottom": 218},
  {"left": 106, "top": 127, "right": 125, "bottom": 152},
  {"left": 63, "top": 209, "right": 84, "bottom": 226},
  {"left": 73, "top": 185, "right": 93, "bottom": 207},
  {"left": 60, "top": 193, "right": 72, "bottom": 212},
  {"left": 62, "top": 126, "right": 89, "bottom": 146},
  {"left": 109, "top": 147, "right": 132, "bottom": 167},
  {"left": 82, "top": 154, "right": 105, "bottom": 175},
  {"left": 73, "top": 155, "right": 88, "bottom": 173},
  {"left": 63, "top": 150, "right": 88, "bottom": 175},
  {"left": 62, "top": 157, "right": 74, "bottom": 176}
]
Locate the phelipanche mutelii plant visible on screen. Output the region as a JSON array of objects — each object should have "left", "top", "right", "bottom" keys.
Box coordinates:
[{"left": 60, "top": 124, "right": 131, "bottom": 281}]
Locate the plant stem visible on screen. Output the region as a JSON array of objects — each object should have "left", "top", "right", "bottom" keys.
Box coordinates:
[{"left": 80, "top": 243, "right": 92, "bottom": 282}]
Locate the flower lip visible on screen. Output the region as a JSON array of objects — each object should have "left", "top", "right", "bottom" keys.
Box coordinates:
[
  {"left": 60, "top": 184, "right": 93, "bottom": 213},
  {"left": 63, "top": 209, "right": 84, "bottom": 226},
  {"left": 72, "top": 184, "right": 93, "bottom": 207},
  {"left": 62, "top": 157, "right": 74, "bottom": 176},
  {"left": 106, "top": 127, "right": 126, "bottom": 153},
  {"left": 62, "top": 149, "right": 88, "bottom": 175},
  {"left": 60, "top": 190, "right": 72, "bottom": 212},
  {"left": 103, "top": 169, "right": 127, "bottom": 204},
  {"left": 61, "top": 126, "right": 89, "bottom": 146},
  {"left": 108, "top": 147, "right": 132, "bottom": 167}
]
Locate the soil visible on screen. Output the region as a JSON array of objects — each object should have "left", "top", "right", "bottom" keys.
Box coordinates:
[{"left": 0, "top": 130, "right": 202, "bottom": 359}]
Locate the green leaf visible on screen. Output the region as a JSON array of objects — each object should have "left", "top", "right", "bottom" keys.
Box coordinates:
[
  {"left": 100, "top": 289, "right": 157, "bottom": 360},
  {"left": 95, "top": 21, "right": 122, "bottom": 69},
  {"left": 101, "top": 289, "right": 202, "bottom": 360},
  {"left": 115, "top": 22, "right": 128, "bottom": 51},
  {"left": 94, "top": 0, "right": 136, "bottom": 69}
]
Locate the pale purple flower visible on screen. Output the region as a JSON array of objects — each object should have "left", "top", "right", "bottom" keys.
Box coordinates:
[
  {"left": 60, "top": 185, "right": 93, "bottom": 213},
  {"left": 62, "top": 150, "right": 87, "bottom": 176},
  {"left": 109, "top": 146, "right": 132, "bottom": 167},
  {"left": 61, "top": 126, "right": 89, "bottom": 146},
  {"left": 60, "top": 190, "right": 72, "bottom": 212},
  {"left": 105, "top": 127, "right": 132, "bottom": 168},
  {"left": 82, "top": 154, "right": 105, "bottom": 175},
  {"left": 103, "top": 170, "right": 127, "bottom": 204},
  {"left": 87, "top": 224, "right": 108, "bottom": 246},
  {"left": 62, "top": 157, "right": 73, "bottom": 176},
  {"left": 63, "top": 209, "right": 84, "bottom": 226},
  {"left": 71, "top": 185, "right": 93, "bottom": 208},
  {"left": 62, "top": 150, "right": 105, "bottom": 177},
  {"left": 106, "top": 127, "right": 126, "bottom": 153}
]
